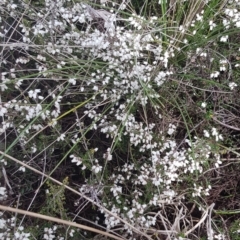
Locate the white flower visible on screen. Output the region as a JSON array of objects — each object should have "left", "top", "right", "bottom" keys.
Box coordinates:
[
  {"left": 37, "top": 54, "right": 46, "bottom": 61},
  {"left": 179, "top": 25, "right": 185, "bottom": 32},
  {"left": 219, "top": 134, "right": 223, "bottom": 141},
  {"left": 211, "top": 127, "right": 217, "bottom": 135},
  {"left": 209, "top": 20, "right": 216, "bottom": 31},
  {"left": 196, "top": 12, "right": 204, "bottom": 22},
  {"left": 69, "top": 229, "right": 75, "bottom": 237},
  {"left": 210, "top": 71, "right": 220, "bottom": 78},
  {"left": 214, "top": 233, "right": 226, "bottom": 240},
  {"left": 44, "top": 227, "right": 56, "bottom": 240},
  {"left": 236, "top": 21, "right": 240, "bottom": 28},
  {"left": 219, "top": 59, "right": 228, "bottom": 71},
  {"left": 203, "top": 130, "right": 210, "bottom": 138},
  {"left": 201, "top": 102, "right": 207, "bottom": 108},
  {"left": 10, "top": 4, "right": 17, "bottom": 9},
  {"left": 19, "top": 166, "right": 26, "bottom": 172},
  {"left": 220, "top": 35, "right": 228, "bottom": 42},
  {"left": 70, "top": 155, "right": 82, "bottom": 166},
  {"left": 110, "top": 185, "right": 122, "bottom": 197},
  {"left": 214, "top": 154, "right": 222, "bottom": 168},
  {"left": 0, "top": 106, "right": 7, "bottom": 117},
  {"left": 0, "top": 159, "right": 7, "bottom": 165},
  {"left": 68, "top": 78, "right": 76, "bottom": 85},
  {"left": 93, "top": 85, "right": 98, "bottom": 91},
  {"left": 48, "top": 119, "right": 57, "bottom": 127},
  {"left": 57, "top": 133, "right": 66, "bottom": 142},
  {"left": 211, "top": 127, "right": 223, "bottom": 141},
  {"left": 192, "top": 184, "right": 203, "bottom": 197},
  {"left": 215, "top": 159, "right": 222, "bottom": 168},
  {"left": 167, "top": 124, "right": 176, "bottom": 135},
  {"left": 28, "top": 89, "right": 41, "bottom": 99},
  {"left": 103, "top": 148, "right": 112, "bottom": 161},
  {"left": 92, "top": 164, "right": 102, "bottom": 173},
  {"left": 0, "top": 187, "right": 6, "bottom": 196},
  {"left": 229, "top": 82, "right": 237, "bottom": 90},
  {"left": 0, "top": 218, "right": 6, "bottom": 229}
]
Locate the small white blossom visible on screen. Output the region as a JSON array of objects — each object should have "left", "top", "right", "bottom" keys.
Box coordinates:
[
  {"left": 229, "top": 82, "right": 237, "bottom": 90},
  {"left": 93, "top": 85, "right": 99, "bottom": 91},
  {"left": 209, "top": 20, "right": 216, "bottom": 30},
  {"left": 219, "top": 59, "right": 228, "bottom": 71},
  {"left": 70, "top": 155, "right": 82, "bottom": 166},
  {"left": 19, "top": 166, "right": 26, "bottom": 172},
  {"left": 28, "top": 89, "right": 41, "bottom": 99},
  {"left": 0, "top": 187, "right": 6, "bottom": 196},
  {"left": 43, "top": 226, "right": 57, "bottom": 240},
  {"left": 68, "top": 78, "right": 76, "bottom": 85},
  {"left": 0, "top": 105, "right": 7, "bottom": 117},
  {"left": 92, "top": 164, "right": 102, "bottom": 174},
  {"left": 110, "top": 185, "right": 122, "bottom": 197},
  {"left": 201, "top": 102, "right": 207, "bottom": 108},
  {"left": 167, "top": 124, "right": 176, "bottom": 135},
  {"left": 57, "top": 133, "right": 66, "bottom": 142},
  {"left": 211, "top": 127, "right": 223, "bottom": 141},
  {"left": 69, "top": 229, "right": 75, "bottom": 237},
  {"left": 210, "top": 71, "right": 220, "bottom": 78},
  {"left": 0, "top": 217, "right": 6, "bottom": 229},
  {"left": 203, "top": 130, "right": 210, "bottom": 138},
  {"left": 220, "top": 35, "right": 228, "bottom": 42},
  {"left": 214, "top": 154, "right": 222, "bottom": 168},
  {"left": 214, "top": 233, "right": 226, "bottom": 240}
]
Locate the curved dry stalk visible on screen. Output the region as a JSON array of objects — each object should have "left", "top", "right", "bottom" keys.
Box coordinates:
[
  {"left": 212, "top": 116, "right": 240, "bottom": 131},
  {"left": 0, "top": 205, "right": 123, "bottom": 240},
  {"left": 0, "top": 151, "right": 152, "bottom": 240},
  {"left": 184, "top": 203, "right": 215, "bottom": 236}
]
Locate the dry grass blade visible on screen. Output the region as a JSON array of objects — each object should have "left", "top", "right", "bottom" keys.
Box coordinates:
[
  {"left": 206, "top": 203, "right": 214, "bottom": 240},
  {"left": 184, "top": 203, "right": 215, "bottom": 237},
  {"left": 2, "top": 166, "right": 13, "bottom": 195},
  {"left": 0, "top": 205, "right": 124, "bottom": 240},
  {"left": 170, "top": 207, "right": 183, "bottom": 235},
  {"left": 212, "top": 116, "right": 240, "bottom": 131}
]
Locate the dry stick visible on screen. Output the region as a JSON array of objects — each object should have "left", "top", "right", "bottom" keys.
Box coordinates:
[
  {"left": 0, "top": 151, "right": 152, "bottom": 240},
  {"left": 0, "top": 205, "right": 123, "bottom": 240}
]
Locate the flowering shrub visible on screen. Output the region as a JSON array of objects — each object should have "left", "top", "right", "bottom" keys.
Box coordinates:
[{"left": 0, "top": 0, "right": 240, "bottom": 239}]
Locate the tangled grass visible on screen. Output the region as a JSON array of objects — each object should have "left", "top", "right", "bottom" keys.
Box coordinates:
[{"left": 0, "top": 0, "right": 240, "bottom": 239}]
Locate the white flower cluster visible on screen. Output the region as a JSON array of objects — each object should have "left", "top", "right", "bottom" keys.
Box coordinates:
[
  {"left": 91, "top": 160, "right": 103, "bottom": 174},
  {"left": 0, "top": 215, "right": 31, "bottom": 240},
  {"left": 1, "top": 0, "right": 239, "bottom": 236},
  {"left": 192, "top": 184, "right": 211, "bottom": 197},
  {"left": 100, "top": 134, "right": 217, "bottom": 229},
  {"left": 207, "top": 228, "right": 226, "bottom": 240},
  {"left": 43, "top": 226, "right": 57, "bottom": 240},
  {"left": 229, "top": 82, "right": 237, "bottom": 90},
  {"left": 224, "top": 6, "right": 240, "bottom": 28},
  {"left": 210, "top": 71, "right": 220, "bottom": 78},
  {"left": 14, "top": 226, "right": 31, "bottom": 240},
  {"left": 70, "top": 154, "right": 86, "bottom": 170},
  {"left": 204, "top": 128, "right": 223, "bottom": 142}
]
